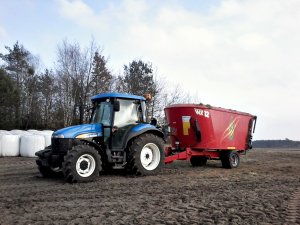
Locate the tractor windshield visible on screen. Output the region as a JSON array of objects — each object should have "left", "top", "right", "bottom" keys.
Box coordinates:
[{"left": 90, "top": 101, "right": 112, "bottom": 126}]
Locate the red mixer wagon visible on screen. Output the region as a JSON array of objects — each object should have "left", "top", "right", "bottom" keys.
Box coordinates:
[{"left": 164, "top": 104, "right": 257, "bottom": 168}]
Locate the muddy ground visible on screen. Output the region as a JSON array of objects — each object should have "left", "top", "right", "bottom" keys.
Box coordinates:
[{"left": 0, "top": 149, "right": 299, "bottom": 225}]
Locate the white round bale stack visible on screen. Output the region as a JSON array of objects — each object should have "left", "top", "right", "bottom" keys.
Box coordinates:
[
  {"left": 27, "top": 129, "right": 38, "bottom": 133},
  {"left": 1, "top": 134, "right": 20, "bottom": 157},
  {"left": 0, "top": 132, "right": 5, "bottom": 156},
  {"left": 42, "top": 130, "right": 53, "bottom": 147},
  {"left": 20, "top": 135, "right": 45, "bottom": 157},
  {"left": 0, "top": 133, "right": 4, "bottom": 157},
  {"left": 10, "top": 130, "right": 31, "bottom": 136},
  {"left": 0, "top": 131, "right": 11, "bottom": 156},
  {"left": 0, "top": 130, "right": 10, "bottom": 134}
]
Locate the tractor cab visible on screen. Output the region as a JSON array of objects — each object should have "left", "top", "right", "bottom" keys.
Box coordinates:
[{"left": 90, "top": 93, "right": 148, "bottom": 151}]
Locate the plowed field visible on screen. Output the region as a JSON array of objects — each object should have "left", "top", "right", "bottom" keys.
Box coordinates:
[{"left": 0, "top": 149, "right": 299, "bottom": 225}]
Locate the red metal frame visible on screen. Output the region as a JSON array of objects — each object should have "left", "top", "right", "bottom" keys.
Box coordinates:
[{"left": 164, "top": 147, "right": 235, "bottom": 164}]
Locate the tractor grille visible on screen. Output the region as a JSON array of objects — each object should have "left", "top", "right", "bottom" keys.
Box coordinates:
[{"left": 51, "top": 138, "right": 75, "bottom": 154}]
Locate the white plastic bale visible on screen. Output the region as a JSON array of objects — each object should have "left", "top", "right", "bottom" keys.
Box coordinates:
[
  {"left": 27, "top": 129, "right": 38, "bottom": 132},
  {"left": 10, "top": 130, "right": 30, "bottom": 136},
  {"left": 10, "top": 130, "right": 23, "bottom": 134},
  {"left": 43, "top": 130, "right": 54, "bottom": 135},
  {"left": 0, "top": 133, "right": 11, "bottom": 157},
  {"left": 0, "top": 130, "right": 10, "bottom": 134},
  {"left": 43, "top": 130, "right": 54, "bottom": 134},
  {"left": 42, "top": 133, "right": 52, "bottom": 147},
  {"left": 27, "top": 130, "right": 42, "bottom": 135},
  {"left": 43, "top": 130, "right": 54, "bottom": 147},
  {"left": 20, "top": 135, "right": 45, "bottom": 157},
  {"left": 1, "top": 135, "right": 20, "bottom": 157},
  {"left": 30, "top": 131, "right": 52, "bottom": 147},
  {"left": 0, "top": 134, "right": 4, "bottom": 157}
]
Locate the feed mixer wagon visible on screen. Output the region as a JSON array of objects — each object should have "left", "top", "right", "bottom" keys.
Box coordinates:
[{"left": 164, "top": 104, "right": 257, "bottom": 168}]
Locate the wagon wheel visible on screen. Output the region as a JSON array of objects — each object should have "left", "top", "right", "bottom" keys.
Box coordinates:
[{"left": 221, "top": 151, "right": 240, "bottom": 169}]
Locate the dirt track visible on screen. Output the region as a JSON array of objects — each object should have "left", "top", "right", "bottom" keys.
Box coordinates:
[{"left": 0, "top": 149, "right": 299, "bottom": 225}]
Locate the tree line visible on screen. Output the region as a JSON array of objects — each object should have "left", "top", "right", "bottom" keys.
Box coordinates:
[
  {"left": 0, "top": 40, "right": 192, "bottom": 130},
  {"left": 252, "top": 139, "right": 300, "bottom": 148}
]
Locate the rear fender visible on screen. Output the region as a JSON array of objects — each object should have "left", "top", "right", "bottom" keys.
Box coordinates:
[{"left": 124, "top": 124, "right": 165, "bottom": 148}]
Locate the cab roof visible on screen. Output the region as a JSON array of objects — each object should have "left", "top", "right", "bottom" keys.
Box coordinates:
[{"left": 91, "top": 92, "right": 145, "bottom": 101}]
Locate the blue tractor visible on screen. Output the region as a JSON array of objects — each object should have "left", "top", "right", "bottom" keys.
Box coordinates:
[{"left": 36, "top": 93, "right": 165, "bottom": 183}]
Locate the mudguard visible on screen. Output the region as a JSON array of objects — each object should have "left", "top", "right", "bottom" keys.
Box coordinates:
[{"left": 124, "top": 124, "right": 164, "bottom": 148}]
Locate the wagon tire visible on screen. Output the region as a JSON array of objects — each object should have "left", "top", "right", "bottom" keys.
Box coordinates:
[
  {"left": 127, "top": 133, "right": 165, "bottom": 175},
  {"left": 62, "top": 145, "right": 102, "bottom": 183},
  {"left": 190, "top": 156, "right": 207, "bottom": 167},
  {"left": 221, "top": 151, "right": 240, "bottom": 169}
]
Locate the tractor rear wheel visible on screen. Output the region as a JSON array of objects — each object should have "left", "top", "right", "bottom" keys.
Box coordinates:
[
  {"left": 127, "top": 133, "right": 165, "bottom": 175},
  {"left": 190, "top": 156, "right": 207, "bottom": 167},
  {"left": 62, "top": 145, "right": 102, "bottom": 183},
  {"left": 221, "top": 151, "right": 240, "bottom": 169}
]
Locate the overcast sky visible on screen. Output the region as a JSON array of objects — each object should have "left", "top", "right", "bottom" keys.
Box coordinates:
[{"left": 1, "top": 0, "right": 300, "bottom": 140}]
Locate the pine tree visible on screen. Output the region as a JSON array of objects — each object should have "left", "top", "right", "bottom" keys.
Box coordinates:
[{"left": 91, "top": 51, "right": 112, "bottom": 94}]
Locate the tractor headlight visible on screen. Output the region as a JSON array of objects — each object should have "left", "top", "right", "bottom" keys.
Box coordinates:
[
  {"left": 76, "top": 133, "right": 98, "bottom": 139},
  {"left": 52, "top": 134, "right": 65, "bottom": 138}
]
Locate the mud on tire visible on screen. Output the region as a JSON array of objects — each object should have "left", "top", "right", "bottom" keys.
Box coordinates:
[
  {"left": 62, "top": 145, "right": 102, "bottom": 183},
  {"left": 127, "top": 133, "right": 165, "bottom": 175}
]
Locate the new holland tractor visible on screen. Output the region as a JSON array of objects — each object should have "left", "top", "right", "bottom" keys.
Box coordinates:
[{"left": 36, "top": 93, "right": 165, "bottom": 183}]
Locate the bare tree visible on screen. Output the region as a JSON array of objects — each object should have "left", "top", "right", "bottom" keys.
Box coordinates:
[
  {"left": 38, "top": 69, "right": 57, "bottom": 128},
  {"left": 54, "top": 39, "right": 113, "bottom": 126}
]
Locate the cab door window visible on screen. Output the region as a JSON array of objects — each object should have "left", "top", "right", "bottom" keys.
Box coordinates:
[
  {"left": 112, "top": 99, "right": 139, "bottom": 149},
  {"left": 113, "top": 100, "right": 139, "bottom": 127}
]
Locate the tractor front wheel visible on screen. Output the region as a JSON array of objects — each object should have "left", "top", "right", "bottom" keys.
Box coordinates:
[
  {"left": 62, "top": 145, "right": 102, "bottom": 183},
  {"left": 127, "top": 133, "right": 165, "bottom": 175}
]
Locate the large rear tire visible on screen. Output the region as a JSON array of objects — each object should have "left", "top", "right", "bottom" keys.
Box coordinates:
[
  {"left": 127, "top": 133, "right": 165, "bottom": 175},
  {"left": 190, "top": 156, "right": 207, "bottom": 167},
  {"left": 221, "top": 151, "right": 240, "bottom": 169},
  {"left": 62, "top": 145, "right": 102, "bottom": 183}
]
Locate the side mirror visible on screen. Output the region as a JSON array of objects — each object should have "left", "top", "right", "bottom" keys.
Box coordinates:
[
  {"left": 150, "top": 118, "right": 157, "bottom": 126},
  {"left": 113, "top": 101, "right": 120, "bottom": 112}
]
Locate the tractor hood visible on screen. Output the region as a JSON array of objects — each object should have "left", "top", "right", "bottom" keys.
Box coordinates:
[{"left": 52, "top": 123, "right": 103, "bottom": 139}]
